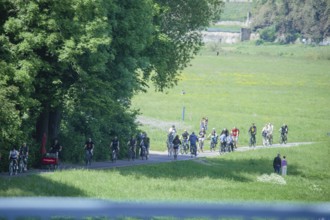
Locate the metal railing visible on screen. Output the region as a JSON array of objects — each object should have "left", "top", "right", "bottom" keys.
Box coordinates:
[{"left": 1, "top": 197, "right": 329, "bottom": 219}]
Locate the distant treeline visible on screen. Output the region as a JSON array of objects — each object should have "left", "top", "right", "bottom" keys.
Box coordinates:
[{"left": 251, "top": 0, "right": 330, "bottom": 43}]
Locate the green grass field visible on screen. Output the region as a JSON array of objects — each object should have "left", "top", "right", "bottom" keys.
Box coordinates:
[
  {"left": 133, "top": 43, "right": 330, "bottom": 151},
  {"left": 220, "top": 2, "right": 252, "bottom": 22},
  {"left": 0, "top": 43, "right": 329, "bottom": 203}
]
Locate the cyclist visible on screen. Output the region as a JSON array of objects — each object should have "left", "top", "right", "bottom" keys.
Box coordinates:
[
  {"left": 279, "top": 124, "right": 289, "bottom": 143},
  {"left": 181, "top": 130, "right": 190, "bottom": 152},
  {"left": 84, "top": 138, "right": 94, "bottom": 165},
  {"left": 261, "top": 124, "right": 268, "bottom": 146},
  {"left": 19, "top": 142, "right": 29, "bottom": 171},
  {"left": 267, "top": 123, "right": 274, "bottom": 145},
  {"left": 204, "top": 117, "right": 209, "bottom": 131},
  {"left": 50, "top": 139, "right": 63, "bottom": 166},
  {"left": 141, "top": 132, "right": 150, "bottom": 158},
  {"left": 226, "top": 134, "right": 234, "bottom": 152},
  {"left": 167, "top": 130, "right": 175, "bottom": 156},
  {"left": 172, "top": 135, "right": 181, "bottom": 159},
  {"left": 198, "top": 127, "right": 206, "bottom": 152},
  {"left": 127, "top": 135, "right": 136, "bottom": 160},
  {"left": 248, "top": 123, "right": 257, "bottom": 147},
  {"left": 85, "top": 138, "right": 94, "bottom": 155},
  {"left": 200, "top": 117, "right": 205, "bottom": 131},
  {"left": 221, "top": 128, "right": 229, "bottom": 137},
  {"left": 208, "top": 128, "right": 218, "bottom": 151},
  {"left": 50, "top": 139, "right": 62, "bottom": 155},
  {"left": 231, "top": 127, "right": 240, "bottom": 148},
  {"left": 9, "top": 147, "right": 19, "bottom": 175},
  {"left": 188, "top": 131, "right": 198, "bottom": 157},
  {"left": 219, "top": 132, "right": 227, "bottom": 154},
  {"left": 169, "top": 125, "right": 177, "bottom": 135},
  {"left": 110, "top": 136, "right": 120, "bottom": 160}
]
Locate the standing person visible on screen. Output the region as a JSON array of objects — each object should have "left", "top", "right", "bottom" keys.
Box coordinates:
[
  {"left": 84, "top": 138, "right": 95, "bottom": 165},
  {"left": 273, "top": 153, "right": 282, "bottom": 174},
  {"left": 110, "top": 136, "right": 120, "bottom": 160},
  {"left": 19, "top": 142, "right": 29, "bottom": 171},
  {"left": 208, "top": 128, "right": 218, "bottom": 151},
  {"left": 281, "top": 156, "right": 287, "bottom": 176},
  {"left": 231, "top": 127, "right": 240, "bottom": 148},
  {"left": 248, "top": 123, "right": 257, "bottom": 147}
]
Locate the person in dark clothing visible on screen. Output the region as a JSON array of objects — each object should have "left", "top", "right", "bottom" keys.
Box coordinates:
[
  {"left": 273, "top": 153, "right": 282, "bottom": 174},
  {"left": 85, "top": 138, "right": 95, "bottom": 153},
  {"left": 172, "top": 135, "right": 181, "bottom": 159},
  {"left": 50, "top": 139, "right": 62, "bottom": 157},
  {"left": 19, "top": 142, "right": 29, "bottom": 171}
]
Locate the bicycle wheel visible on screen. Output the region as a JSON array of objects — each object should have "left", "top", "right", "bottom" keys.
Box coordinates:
[
  {"left": 9, "top": 162, "right": 13, "bottom": 176},
  {"left": 19, "top": 160, "right": 24, "bottom": 173}
]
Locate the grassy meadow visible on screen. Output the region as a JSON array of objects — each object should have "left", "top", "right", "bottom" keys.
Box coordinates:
[
  {"left": 133, "top": 43, "right": 330, "bottom": 151},
  {"left": 0, "top": 43, "right": 329, "bottom": 203}
]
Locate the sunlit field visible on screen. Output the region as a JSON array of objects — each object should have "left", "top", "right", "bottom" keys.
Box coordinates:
[
  {"left": 132, "top": 43, "right": 330, "bottom": 151},
  {"left": 1, "top": 43, "right": 329, "bottom": 204}
]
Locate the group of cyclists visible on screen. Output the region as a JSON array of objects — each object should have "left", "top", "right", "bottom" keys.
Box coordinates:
[
  {"left": 83, "top": 132, "right": 151, "bottom": 166},
  {"left": 7, "top": 143, "right": 29, "bottom": 175},
  {"left": 166, "top": 120, "right": 289, "bottom": 160},
  {"left": 5, "top": 120, "right": 289, "bottom": 173},
  {"left": 166, "top": 124, "right": 241, "bottom": 159},
  {"left": 249, "top": 123, "right": 289, "bottom": 147}
]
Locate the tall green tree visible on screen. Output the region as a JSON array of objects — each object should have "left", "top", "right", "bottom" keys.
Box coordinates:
[{"left": 0, "top": 0, "right": 224, "bottom": 166}]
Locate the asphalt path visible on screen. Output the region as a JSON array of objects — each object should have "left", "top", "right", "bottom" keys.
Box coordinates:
[{"left": 1, "top": 142, "right": 312, "bottom": 176}]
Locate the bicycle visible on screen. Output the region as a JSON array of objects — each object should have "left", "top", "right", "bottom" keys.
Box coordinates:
[
  {"left": 280, "top": 133, "right": 287, "bottom": 144},
  {"left": 181, "top": 139, "right": 189, "bottom": 154},
  {"left": 249, "top": 134, "right": 256, "bottom": 147},
  {"left": 190, "top": 144, "right": 197, "bottom": 158},
  {"left": 220, "top": 141, "right": 226, "bottom": 154},
  {"left": 173, "top": 145, "right": 179, "bottom": 160},
  {"left": 198, "top": 138, "right": 204, "bottom": 152},
  {"left": 140, "top": 145, "right": 148, "bottom": 160},
  {"left": 85, "top": 150, "right": 93, "bottom": 166},
  {"left": 210, "top": 136, "right": 218, "bottom": 152},
  {"left": 127, "top": 146, "right": 135, "bottom": 161},
  {"left": 18, "top": 155, "right": 25, "bottom": 173},
  {"left": 111, "top": 149, "right": 117, "bottom": 163},
  {"left": 267, "top": 134, "right": 273, "bottom": 146},
  {"left": 9, "top": 159, "right": 18, "bottom": 176}
]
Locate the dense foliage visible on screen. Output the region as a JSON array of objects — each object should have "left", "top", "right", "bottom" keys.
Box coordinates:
[
  {"left": 251, "top": 0, "right": 330, "bottom": 43},
  {"left": 0, "top": 0, "right": 223, "bottom": 170}
]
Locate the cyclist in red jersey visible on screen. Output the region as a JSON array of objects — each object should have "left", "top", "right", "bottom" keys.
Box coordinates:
[{"left": 231, "top": 127, "right": 240, "bottom": 148}]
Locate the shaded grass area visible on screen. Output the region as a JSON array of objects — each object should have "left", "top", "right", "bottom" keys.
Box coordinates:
[{"left": 0, "top": 143, "right": 329, "bottom": 202}]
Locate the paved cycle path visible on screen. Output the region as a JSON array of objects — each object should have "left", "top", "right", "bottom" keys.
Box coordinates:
[{"left": 0, "top": 142, "right": 313, "bottom": 176}]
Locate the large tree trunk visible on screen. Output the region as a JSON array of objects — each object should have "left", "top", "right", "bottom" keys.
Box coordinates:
[
  {"left": 36, "top": 105, "right": 49, "bottom": 144},
  {"left": 49, "top": 108, "right": 62, "bottom": 141},
  {"left": 36, "top": 105, "right": 62, "bottom": 148}
]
